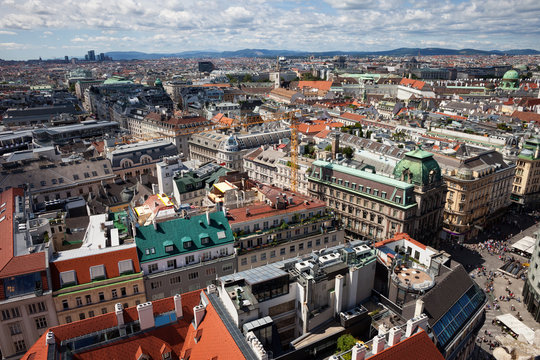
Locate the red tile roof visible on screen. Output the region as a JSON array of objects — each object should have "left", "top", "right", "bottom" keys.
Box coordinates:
[
  {"left": 368, "top": 330, "right": 444, "bottom": 360},
  {"left": 297, "top": 81, "right": 333, "bottom": 92},
  {"left": 512, "top": 110, "right": 540, "bottom": 124},
  {"left": 373, "top": 232, "right": 427, "bottom": 250},
  {"left": 49, "top": 247, "right": 141, "bottom": 290},
  {"left": 399, "top": 78, "right": 427, "bottom": 90},
  {"left": 340, "top": 112, "right": 367, "bottom": 122},
  {"left": 23, "top": 290, "right": 245, "bottom": 360},
  {"left": 212, "top": 113, "right": 234, "bottom": 126}
]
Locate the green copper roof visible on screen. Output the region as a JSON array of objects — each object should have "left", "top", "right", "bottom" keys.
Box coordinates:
[
  {"left": 174, "top": 166, "right": 229, "bottom": 194},
  {"left": 503, "top": 70, "right": 519, "bottom": 80},
  {"left": 393, "top": 149, "right": 442, "bottom": 186},
  {"left": 135, "top": 211, "right": 233, "bottom": 263},
  {"left": 103, "top": 76, "right": 133, "bottom": 85},
  {"left": 311, "top": 160, "right": 413, "bottom": 190}
]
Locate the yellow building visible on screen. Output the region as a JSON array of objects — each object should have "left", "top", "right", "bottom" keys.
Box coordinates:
[
  {"left": 511, "top": 137, "right": 540, "bottom": 207},
  {"left": 435, "top": 147, "right": 515, "bottom": 243}
]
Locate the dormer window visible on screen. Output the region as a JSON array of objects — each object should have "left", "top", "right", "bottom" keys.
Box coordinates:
[
  {"left": 60, "top": 270, "right": 77, "bottom": 287},
  {"left": 183, "top": 241, "right": 193, "bottom": 249},
  {"left": 89, "top": 265, "right": 106, "bottom": 281}
]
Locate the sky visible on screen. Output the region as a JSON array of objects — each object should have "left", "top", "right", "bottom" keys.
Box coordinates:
[{"left": 0, "top": 0, "right": 539, "bottom": 60}]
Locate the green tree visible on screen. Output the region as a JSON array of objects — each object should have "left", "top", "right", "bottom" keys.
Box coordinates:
[
  {"left": 336, "top": 334, "right": 357, "bottom": 359},
  {"left": 365, "top": 130, "right": 372, "bottom": 139},
  {"left": 324, "top": 144, "right": 332, "bottom": 151},
  {"left": 341, "top": 146, "right": 354, "bottom": 159},
  {"left": 242, "top": 74, "right": 253, "bottom": 82}
]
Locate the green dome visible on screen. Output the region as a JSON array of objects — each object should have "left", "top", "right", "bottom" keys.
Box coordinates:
[
  {"left": 502, "top": 70, "right": 519, "bottom": 80},
  {"left": 154, "top": 78, "right": 162, "bottom": 86},
  {"left": 393, "top": 148, "right": 442, "bottom": 186}
]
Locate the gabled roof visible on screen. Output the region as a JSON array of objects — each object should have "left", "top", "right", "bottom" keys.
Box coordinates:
[
  {"left": 400, "top": 78, "right": 426, "bottom": 91},
  {"left": 135, "top": 211, "right": 234, "bottom": 263},
  {"left": 373, "top": 233, "right": 427, "bottom": 251},
  {"left": 297, "top": 81, "right": 333, "bottom": 92},
  {"left": 368, "top": 329, "right": 444, "bottom": 360},
  {"left": 22, "top": 290, "right": 246, "bottom": 360},
  {"left": 512, "top": 110, "right": 540, "bottom": 124}
]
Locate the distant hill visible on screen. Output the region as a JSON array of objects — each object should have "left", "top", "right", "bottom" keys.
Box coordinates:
[{"left": 105, "top": 47, "right": 540, "bottom": 60}]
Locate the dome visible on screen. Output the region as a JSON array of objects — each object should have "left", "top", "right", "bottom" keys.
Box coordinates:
[
  {"left": 502, "top": 70, "right": 519, "bottom": 80},
  {"left": 393, "top": 148, "right": 442, "bottom": 186},
  {"left": 154, "top": 78, "right": 162, "bottom": 86}
]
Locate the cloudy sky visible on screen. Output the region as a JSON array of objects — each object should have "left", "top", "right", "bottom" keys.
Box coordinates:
[{"left": 0, "top": 0, "right": 539, "bottom": 60}]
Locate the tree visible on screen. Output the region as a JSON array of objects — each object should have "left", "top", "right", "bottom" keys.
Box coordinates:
[
  {"left": 365, "top": 130, "right": 372, "bottom": 139},
  {"left": 341, "top": 146, "right": 354, "bottom": 159},
  {"left": 336, "top": 334, "right": 357, "bottom": 358},
  {"left": 324, "top": 144, "right": 332, "bottom": 151}
]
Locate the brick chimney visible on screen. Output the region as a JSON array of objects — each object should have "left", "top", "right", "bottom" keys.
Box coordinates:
[
  {"left": 115, "top": 303, "right": 124, "bottom": 326},
  {"left": 351, "top": 343, "right": 366, "bottom": 360},
  {"left": 372, "top": 334, "right": 386, "bottom": 354},
  {"left": 388, "top": 326, "right": 402, "bottom": 346}
]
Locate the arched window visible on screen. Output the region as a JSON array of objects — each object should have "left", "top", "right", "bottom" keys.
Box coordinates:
[{"left": 120, "top": 158, "right": 133, "bottom": 169}]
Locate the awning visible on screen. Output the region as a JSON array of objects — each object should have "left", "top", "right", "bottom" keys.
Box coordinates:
[
  {"left": 511, "top": 236, "right": 535, "bottom": 255},
  {"left": 496, "top": 314, "right": 535, "bottom": 344}
]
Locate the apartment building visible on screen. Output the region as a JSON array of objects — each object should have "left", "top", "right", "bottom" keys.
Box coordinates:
[
  {"left": 243, "top": 146, "right": 313, "bottom": 195},
  {"left": 511, "top": 137, "right": 540, "bottom": 207},
  {"left": 135, "top": 211, "right": 236, "bottom": 300},
  {"left": 227, "top": 185, "right": 344, "bottom": 271},
  {"left": 0, "top": 189, "right": 58, "bottom": 358},
  {"left": 173, "top": 162, "right": 230, "bottom": 207},
  {"left": 189, "top": 128, "right": 291, "bottom": 171},
  {"left": 126, "top": 111, "right": 210, "bottom": 158},
  {"left": 106, "top": 139, "right": 178, "bottom": 179},
  {"left": 434, "top": 146, "right": 515, "bottom": 243},
  {"left": 49, "top": 213, "right": 146, "bottom": 325}
]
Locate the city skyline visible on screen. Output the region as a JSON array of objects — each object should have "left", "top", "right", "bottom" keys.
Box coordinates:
[{"left": 0, "top": 0, "right": 539, "bottom": 60}]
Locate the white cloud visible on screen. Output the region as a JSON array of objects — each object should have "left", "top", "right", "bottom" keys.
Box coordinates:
[{"left": 0, "top": 30, "right": 17, "bottom": 35}]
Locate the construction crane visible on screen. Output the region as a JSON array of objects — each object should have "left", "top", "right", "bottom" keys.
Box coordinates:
[{"left": 289, "top": 111, "right": 300, "bottom": 193}]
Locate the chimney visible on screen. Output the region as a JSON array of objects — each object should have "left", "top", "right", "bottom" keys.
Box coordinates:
[
  {"left": 205, "top": 211, "right": 210, "bottom": 225},
  {"left": 334, "top": 274, "right": 344, "bottom": 316},
  {"left": 372, "top": 334, "right": 386, "bottom": 354},
  {"left": 351, "top": 343, "right": 366, "bottom": 360},
  {"left": 388, "top": 326, "right": 402, "bottom": 346},
  {"left": 152, "top": 220, "right": 157, "bottom": 230},
  {"left": 45, "top": 331, "right": 55, "bottom": 345},
  {"left": 193, "top": 304, "right": 206, "bottom": 329},
  {"left": 115, "top": 303, "right": 124, "bottom": 326},
  {"left": 137, "top": 302, "right": 155, "bottom": 331},
  {"left": 378, "top": 323, "right": 388, "bottom": 336},
  {"left": 174, "top": 294, "right": 183, "bottom": 319},
  {"left": 405, "top": 314, "right": 429, "bottom": 337},
  {"left": 331, "top": 133, "right": 340, "bottom": 160},
  {"left": 414, "top": 299, "right": 424, "bottom": 318},
  {"left": 207, "top": 284, "right": 217, "bottom": 294}
]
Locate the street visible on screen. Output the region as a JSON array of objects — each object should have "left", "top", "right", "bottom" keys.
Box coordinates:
[{"left": 439, "top": 209, "right": 540, "bottom": 360}]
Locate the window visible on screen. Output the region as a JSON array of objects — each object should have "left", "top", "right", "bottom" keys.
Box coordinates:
[
  {"left": 90, "top": 265, "right": 106, "bottom": 281},
  {"left": 9, "top": 323, "right": 22, "bottom": 335},
  {"left": 167, "top": 259, "right": 177, "bottom": 269},
  {"left": 14, "top": 340, "right": 26, "bottom": 353},
  {"left": 85, "top": 294, "right": 92, "bottom": 304},
  {"left": 73, "top": 174, "right": 79, "bottom": 180},
  {"left": 280, "top": 248, "right": 286, "bottom": 255},
  {"left": 206, "top": 267, "right": 216, "bottom": 276},
  {"left": 62, "top": 300, "right": 69, "bottom": 309},
  {"left": 35, "top": 316, "right": 48, "bottom": 329},
  {"left": 260, "top": 253, "right": 267, "bottom": 261},
  {"left": 150, "top": 281, "right": 161, "bottom": 290},
  {"left": 316, "top": 238, "right": 321, "bottom": 246},
  {"left": 170, "top": 276, "right": 182, "bottom": 285},
  {"left": 121, "top": 287, "right": 127, "bottom": 296},
  {"left": 89, "top": 310, "right": 95, "bottom": 318},
  {"left": 133, "top": 284, "right": 139, "bottom": 294},
  {"left": 307, "top": 240, "right": 312, "bottom": 248},
  {"left": 241, "top": 258, "right": 247, "bottom": 266},
  {"left": 222, "top": 263, "right": 233, "bottom": 272},
  {"left": 28, "top": 302, "right": 46, "bottom": 314},
  {"left": 76, "top": 297, "right": 83, "bottom": 307},
  {"left": 251, "top": 255, "right": 257, "bottom": 263},
  {"left": 186, "top": 254, "right": 195, "bottom": 264},
  {"left": 84, "top": 172, "right": 90, "bottom": 178},
  {"left": 148, "top": 264, "right": 158, "bottom": 273},
  {"left": 99, "top": 292, "right": 105, "bottom": 301},
  {"left": 101, "top": 308, "right": 108, "bottom": 314},
  {"left": 118, "top": 259, "right": 134, "bottom": 274},
  {"left": 65, "top": 316, "right": 72, "bottom": 323},
  {"left": 324, "top": 236, "right": 329, "bottom": 244},
  {"left": 290, "top": 245, "right": 295, "bottom": 253},
  {"left": 270, "top": 250, "right": 276, "bottom": 258},
  {"left": 112, "top": 289, "right": 118, "bottom": 298},
  {"left": 60, "top": 270, "right": 77, "bottom": 287},
  {"left": 299, "top": 243, "right": 304, "bottom": 250},
  {"left": 165, "top": 245, "right": 174, "bottom": 252},
  {"left": 188, "top": 272, "right": 199, "bottom": 280},
  {"left": 79, "top": 313, "right": 85, "bottom": 320}
]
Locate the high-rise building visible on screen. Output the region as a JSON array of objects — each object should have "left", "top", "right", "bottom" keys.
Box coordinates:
[
  {"left": 198, "top": 61, "right": 215, "bottom": 73},
  {"left": 87, "top": 50, "right": 95, "bottom": 61}
]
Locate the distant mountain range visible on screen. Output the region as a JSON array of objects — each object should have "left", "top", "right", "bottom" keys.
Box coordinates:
[{"left": 104, "top": 47, "right": 540, "bottom": 60}]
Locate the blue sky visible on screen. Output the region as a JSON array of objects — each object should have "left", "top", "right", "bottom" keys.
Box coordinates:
[{"left": 0, "top": 0, "right": 539, "bottom": 60}]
